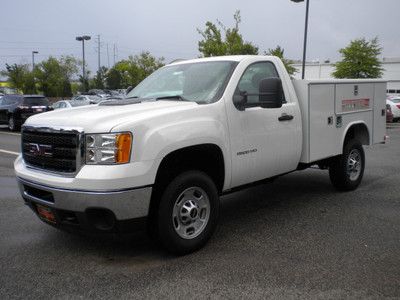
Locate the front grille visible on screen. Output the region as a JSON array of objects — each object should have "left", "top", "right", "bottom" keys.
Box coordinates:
[{"left": 22, "top": 128, "right": 82, "bottom": 174}]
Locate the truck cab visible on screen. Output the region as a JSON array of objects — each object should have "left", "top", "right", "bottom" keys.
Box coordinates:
[{"left": 14, "top": 56, "right": 386, "bottom": 254}]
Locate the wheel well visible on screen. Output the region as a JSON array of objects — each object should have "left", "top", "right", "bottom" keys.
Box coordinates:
[
  {"left": 154, "top": 144, "right": 225, "bottom": 193},
  {"left": 147, "top": 144, "right": 225, "bottom": 232},
  {"left": 344, "top": 123, "right": 369, "bottom": 147}
]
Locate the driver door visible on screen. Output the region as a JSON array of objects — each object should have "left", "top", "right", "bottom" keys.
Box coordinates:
[{"left": 226, "top": 61, "right": 300, "bottom": 187}]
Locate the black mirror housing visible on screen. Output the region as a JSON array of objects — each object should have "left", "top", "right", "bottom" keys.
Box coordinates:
[{"left": 259, "top": 77, "right": 283, "bottom": 108}]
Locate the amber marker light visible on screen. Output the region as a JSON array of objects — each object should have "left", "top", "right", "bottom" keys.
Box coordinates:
[{"left": 116, "top": 133, "right": 132, "bottom": 164}]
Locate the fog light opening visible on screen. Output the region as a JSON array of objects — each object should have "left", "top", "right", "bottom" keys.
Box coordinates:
[{"left": 86, "top": 208, "right": 116, "bottom": 231}]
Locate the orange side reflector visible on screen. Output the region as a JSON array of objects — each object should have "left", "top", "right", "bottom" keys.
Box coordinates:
[{"left": 116, "top": 133, "right": 132, "bottom": 163}]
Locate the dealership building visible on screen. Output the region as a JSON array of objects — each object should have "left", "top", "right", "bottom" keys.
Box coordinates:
[{"left": 293, "top": 57, "right": 400, "bottom": 95}]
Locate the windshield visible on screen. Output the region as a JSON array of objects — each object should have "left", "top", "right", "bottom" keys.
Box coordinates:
[
  {"left": 23, "top": 97, "right": 49, "bottom": 106},
  {"left": 126, "top": 61, "right": 237, "bottom": 103},
  {"left": 390, "top": 98, "right": 400, "bottom": 103}
]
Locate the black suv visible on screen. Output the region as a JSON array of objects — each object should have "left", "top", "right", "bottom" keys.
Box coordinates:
[{"left": 0, "top": 95, "right": 52, "bottom": 131}]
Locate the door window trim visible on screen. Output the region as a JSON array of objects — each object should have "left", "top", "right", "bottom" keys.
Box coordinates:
[{"left": 233, "top": 61, "right": 287, "bottom": 111}]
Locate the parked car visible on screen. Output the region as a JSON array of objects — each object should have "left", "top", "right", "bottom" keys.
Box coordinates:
[
  {"left": 52, "top": 100, "right": 91, "bottom": 109},
  {"left": 386, "top": 104, "right": 394, "bottom": 123},
  {"left": 87, "top": 89, "right": 110, "bottom": 98},
  {"left": 74, "top": 95, "right": 103, "bottom": 104},
  {"left": 386, "top": 97, "right": 400, "bottom": 121},
  {"left": 0, "top": 94, "right": 52, "bottom": 131}
]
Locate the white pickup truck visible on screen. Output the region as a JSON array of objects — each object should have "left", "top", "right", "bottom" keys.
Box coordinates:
[{"left": 15, "top": 55, "right": 387, "bottom": 254}]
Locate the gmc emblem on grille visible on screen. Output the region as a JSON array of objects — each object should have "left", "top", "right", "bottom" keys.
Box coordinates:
[{"left": 28, "top": 143, "right": 53, "bottom": 157}]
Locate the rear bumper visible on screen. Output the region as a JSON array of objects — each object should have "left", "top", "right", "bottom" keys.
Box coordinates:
[{"left": 17, "top": 177, "right": 152, "bottom": 233}]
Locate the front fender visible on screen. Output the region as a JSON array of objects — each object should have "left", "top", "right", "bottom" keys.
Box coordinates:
[{"left": 140, "top": 118, "right": 231, "bottom": 189}]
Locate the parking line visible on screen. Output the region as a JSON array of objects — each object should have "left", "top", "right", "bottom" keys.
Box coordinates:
[
  {"left": 0, "top": 131, "right": 21, "bottom": 136},
  {"left": 0, "top": 149, "right": 19, "bottom": 156}
]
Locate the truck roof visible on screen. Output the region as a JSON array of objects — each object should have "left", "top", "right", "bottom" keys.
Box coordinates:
[{"left": 168, "top": 55, "right": 275, "bottom": 66}]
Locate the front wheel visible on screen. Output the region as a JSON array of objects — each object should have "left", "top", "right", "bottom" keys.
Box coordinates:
[
  {"left": 8, "top": 115, "right": 18, "bottom": 131},
  {"left": 157, "top": 170, "right": 219, "bottom": 255},
  {"left": 329, "top": 139, "right": 365, "bottom": 191}
]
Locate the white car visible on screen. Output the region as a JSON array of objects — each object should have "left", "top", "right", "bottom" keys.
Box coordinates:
[
  {"left": 52, "top": 100, "right": 91, "bottom": 109},
  {"left": 386, "top": 97, "right": 400, "bottom": 121},
  {"left": 74, "top": 95, "right": 103, "bottom": 104}
]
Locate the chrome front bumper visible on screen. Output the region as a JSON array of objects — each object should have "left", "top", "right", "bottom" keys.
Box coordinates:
[{"left": 17, "top": 177, "right": 152, "bottom": 220}]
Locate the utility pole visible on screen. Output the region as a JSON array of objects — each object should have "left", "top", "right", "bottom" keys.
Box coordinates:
[
  {"left": 97, "top": 34, "right": 101, "bottom": 72},
  {"left": 76, "top": 35, "right": 91, "bottom": 92},
  {"left": 107, "top": 43, "right": 110, "bottom": 68},
  {"left": 113, "top": 44, "right": 116, "bottom": 66},
  {"left": 291, "top": 0, "right": 310, "bottom": 79},
  {"left": 32, "top": 51, "right": 39, "bottom": 70}
]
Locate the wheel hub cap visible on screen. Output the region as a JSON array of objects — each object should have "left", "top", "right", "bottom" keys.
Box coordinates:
[
  {"left": 172, "top": 187, "right": 210, "bottom": 239},
  {"left": 347, "top": 149, "right": 362, "bottom": 181}
]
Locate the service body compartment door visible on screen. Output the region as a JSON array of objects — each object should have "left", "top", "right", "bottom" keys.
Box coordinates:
[
  {"left": 373, "top": 82, "right": 387, "bottom": 144},
  {"left": 335, "top": 83, "right": 374, "bottom": 114},
  {"left": 309, "top": 84, "right": 337, "bottom": 162}
]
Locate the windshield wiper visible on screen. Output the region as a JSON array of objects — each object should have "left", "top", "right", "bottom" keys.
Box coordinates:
[
  {"left": 156, "top": 95, "right": 190, "bottom": 102},
  {"left": 125, "top": 96, "right": 139, "bottom": 99}
]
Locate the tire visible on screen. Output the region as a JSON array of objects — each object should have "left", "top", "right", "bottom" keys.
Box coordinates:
[
  {"left": 157, "top": 170, "right": 219, "bottom": 255},
  {"left": 8, "top": 115, "right": 18, "bottom": 131},
  {"left": 329, "top": 139, "right": 365, "bottom": 191}
]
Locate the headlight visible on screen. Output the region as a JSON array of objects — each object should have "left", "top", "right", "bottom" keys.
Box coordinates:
[{"left": 85, "top": 132, "right": 132, "bottom": 165}]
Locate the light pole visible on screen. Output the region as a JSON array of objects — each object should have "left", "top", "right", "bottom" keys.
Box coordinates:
[
  {"left": 291, "top": 0, "right": 310, "bottom": 79},
  {"left": 76, "top": 35, "right": 91, "bottom": 91},
  {"left": 32, "top": 51, "right": 38, "bottom": 70}
]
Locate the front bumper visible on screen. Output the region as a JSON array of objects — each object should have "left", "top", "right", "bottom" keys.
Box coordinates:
[{"left": 17, "top": 177, "right": 152, "bottom": 221}]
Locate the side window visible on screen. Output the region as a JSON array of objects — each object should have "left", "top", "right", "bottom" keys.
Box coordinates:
[{"left": 236, "top": 62, "right": 284, "bottom": 105}]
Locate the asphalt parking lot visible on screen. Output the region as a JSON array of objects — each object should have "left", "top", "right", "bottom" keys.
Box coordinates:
[{"left": 0, "top": 124, "right": 400, "bottom": 299}]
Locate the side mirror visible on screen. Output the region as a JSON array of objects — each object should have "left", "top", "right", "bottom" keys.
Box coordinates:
[
  {"left": 233, "top": 91, "right": 248, "bottom": 111},
  {"left": 259, "top": 77, "right": 283, "bottom": 108}
]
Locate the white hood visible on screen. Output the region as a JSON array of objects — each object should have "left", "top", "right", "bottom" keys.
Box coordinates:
[{"left": 25, "top": 100, "right": 198, "bottom": 132}]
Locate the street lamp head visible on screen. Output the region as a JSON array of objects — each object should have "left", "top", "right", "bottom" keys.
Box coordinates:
[
  {"left": 291, "top": 0, "right": 304, "bottom": 2},
  {"left": 32, "top": 51, "right": 39, "bottom": 54},
  {"left": 83, "top": 35, "right": 91, "bottom": 41},
  {"left": 76, "top": 36, "right": 83, "bottom": 41}
]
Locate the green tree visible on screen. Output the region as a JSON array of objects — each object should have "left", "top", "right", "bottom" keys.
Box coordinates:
[
  {"left": 265, "top": 46, "right": 297, "bottom": 76},
  {"left": 198, "top": 10, "right": 258, "bottom": 57},
  {"left": 90, "top": 66, "right": 108, "bottom": 89},
  {"left": 105, "top": 68, "right": 122, "bottom": 89},
  {"left": 34, "top": 56, "right": 79, "bottom": 97},
  {"left": 23, "top": 72, "right": 37, "bottom": 94},
  {"left": 1, "top": 63, "right": 39, "bottom": 94},
  {"left": 333, "top": 37, "right": 383, "bottom": 79},
  {"left": 106, "top": 51, "right": 164, "bottom": 89}
]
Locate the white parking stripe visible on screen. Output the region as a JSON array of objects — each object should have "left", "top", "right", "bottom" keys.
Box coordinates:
[
  {"left": 0, "top": 131, "right": 21, "bottom": 136},
  {"left": 0, "top": 149, "right": 19, "bottom": 156}
]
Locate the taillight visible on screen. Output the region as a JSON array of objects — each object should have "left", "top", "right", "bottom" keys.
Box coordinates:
[{"left": 396, "top": 104, "right": 400, "bottom": 109}]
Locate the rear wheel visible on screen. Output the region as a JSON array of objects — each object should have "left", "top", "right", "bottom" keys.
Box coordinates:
[
  {"left": 157, "top": 170, "right": 219, "bottom": 255},
  {"left": 329, "top": 139, "right": 365, "bottom": 191}
]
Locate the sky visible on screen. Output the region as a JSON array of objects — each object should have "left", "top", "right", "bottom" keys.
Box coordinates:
[{"left": 0, "top": 0, "right": 399, "bottom": 76}]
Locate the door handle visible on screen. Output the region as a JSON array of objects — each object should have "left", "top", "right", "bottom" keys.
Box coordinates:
[{"left": 278, "top": 114, "right": 294, "bottom": 121}]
